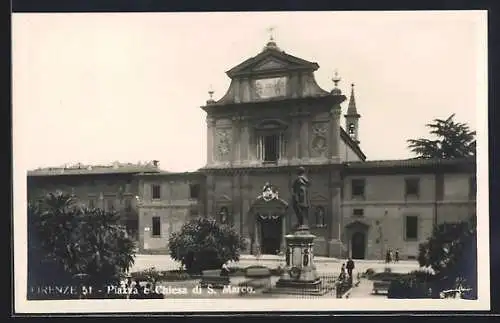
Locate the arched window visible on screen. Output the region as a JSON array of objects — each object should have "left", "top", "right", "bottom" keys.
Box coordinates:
[
  {"left": 348, "top": 123, "right": 355, "bottom": 135},
  {"left": 315, "top": 206, "right": 326, "bottom": 227}
]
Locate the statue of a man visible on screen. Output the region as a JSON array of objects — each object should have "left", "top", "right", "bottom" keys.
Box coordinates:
[{"left": 291, "top": 166, "right": 310, "bottom": 228}]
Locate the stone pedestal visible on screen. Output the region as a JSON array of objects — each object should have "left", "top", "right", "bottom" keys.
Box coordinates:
[{"left": 274, "top": 226, "right": 322, "bottom": 293}]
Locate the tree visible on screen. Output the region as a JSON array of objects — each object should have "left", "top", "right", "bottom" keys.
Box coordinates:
[
  {"left": 417, "top": 216, "right": 477, "bottom": 299},
  {"left": 168, "top": 216, "right": 246, "bottom": 273},
  {"left": 407, "top": 114, "right": 476, "bottom": 159},
  {"left": 28, "top": 192, "right": 136, "bottom": 298}
]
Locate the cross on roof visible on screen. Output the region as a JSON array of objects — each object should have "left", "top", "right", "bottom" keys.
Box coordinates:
[{"left": 266, "top": 26, "right": 276, "bottom": 41}]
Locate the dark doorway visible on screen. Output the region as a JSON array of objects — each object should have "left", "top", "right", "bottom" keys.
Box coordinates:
[
  {"left": 351, "top": 231, "right": 366, "bottom": 259},
  {"left": 259, "top": 216, "right": 282, "bottom": 255}
]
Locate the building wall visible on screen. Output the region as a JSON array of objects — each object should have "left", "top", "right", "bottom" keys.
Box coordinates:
[
  {"left": 342, "top": 171, "right": 475, "bottom": 260},
  {"left": 137, "top": 175, "right": 204, "bottom": 253},
  {"left": 437, "top": 173, "right": 476, "bottom": 224},
  {"left": 27, "top": 174, "right": 142, "bottom": 236}
]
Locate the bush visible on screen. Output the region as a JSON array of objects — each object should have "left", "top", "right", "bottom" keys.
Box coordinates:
[
  {"left": 418, "top": 216, "right": 477, "bottom": 299},
  {"left": 387, "top": 270, "right": 437, "bottom": 299},
  {"left": 168, "top": 216, "right": 246, "bottom": 274},
  {"left": 130, "top": 267, "right": 193, "bottom": 282},
  {"left": 28, "top": 192, "right": 136, "bottom": 299}
]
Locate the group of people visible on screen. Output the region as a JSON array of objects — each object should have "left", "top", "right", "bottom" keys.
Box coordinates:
[
  {"left": 339, "top": 258, "right": 355, "bottom": 282},
  {"left": 385, "top": 248, "right": 400, "bottom": 263}
]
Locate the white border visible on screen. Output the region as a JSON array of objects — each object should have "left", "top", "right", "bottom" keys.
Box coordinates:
[{"left": 13, "top": 10, "right": 490, "bottom": 313}]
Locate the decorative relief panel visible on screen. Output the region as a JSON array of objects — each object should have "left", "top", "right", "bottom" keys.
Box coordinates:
[
  {"left": 311, "top": 122, "right": 329, "bottom": 157},
  {"left": 215, "top": 128, "right": 232, "bottom": 160},
  {"left": 254, "top": 77, "right": 287, "bottom": 99}
]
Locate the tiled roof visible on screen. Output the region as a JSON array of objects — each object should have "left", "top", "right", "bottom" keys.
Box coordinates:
[
  {"left": 28, "top": 163, "right": 162, "bottom": 177},
  {"left": 135, "top": 170, "right": 202, "bottom": 177},
  {"left": 344, "top": 157, "right": 476, "bottom": 169}
]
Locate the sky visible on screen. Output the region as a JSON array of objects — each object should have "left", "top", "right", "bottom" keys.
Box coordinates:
[{"left": 13, "top": 11, "right": 487, "bottom": 172}]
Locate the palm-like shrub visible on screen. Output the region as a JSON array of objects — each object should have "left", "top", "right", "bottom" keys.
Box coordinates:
[
  {"left": 28, "top": 192, "right": 136, "bottom": 297},
  {"left": 168, "top": 216, "right": 246, "bottom": 273}
]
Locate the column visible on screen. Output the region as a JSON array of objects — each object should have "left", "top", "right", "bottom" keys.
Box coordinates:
[{"left": 206, "top": 116, "right": 216, "bottom": 166}]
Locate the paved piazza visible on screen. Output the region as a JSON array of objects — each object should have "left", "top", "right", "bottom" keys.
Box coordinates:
[{"left": 131, "top": 254, "right": 421, "bottom": 275}]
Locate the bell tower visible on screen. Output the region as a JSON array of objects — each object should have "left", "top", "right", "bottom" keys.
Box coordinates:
[{"left": 345, "top": 83, "right": 361, "bottom": 144}]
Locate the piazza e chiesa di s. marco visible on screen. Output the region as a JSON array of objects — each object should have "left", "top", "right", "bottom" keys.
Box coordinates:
[{"left": 27, "top": 36, "right": 476, "bottom": 300}]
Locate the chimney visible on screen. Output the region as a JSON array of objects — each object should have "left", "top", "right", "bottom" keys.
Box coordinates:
[{"left": 152, "top": 160, "right": 159, "bottom": 168}]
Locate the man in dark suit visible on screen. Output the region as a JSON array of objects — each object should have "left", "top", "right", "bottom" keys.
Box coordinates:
[{"left": 346, "top": 258, "right": 355, "bottom": 280}]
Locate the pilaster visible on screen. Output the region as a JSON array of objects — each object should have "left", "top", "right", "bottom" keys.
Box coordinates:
[
  {"left": 231, "top": 116, "right": 241, "bottom": 165},
  {"left": 206, "top": 116, "right": 216, "bottom": 166},
  {"left": 329, "top": 107, "right": 341, "bottom": 162},
  {"left": 299, "top": 113, "right": 310, "bottom": 162}
]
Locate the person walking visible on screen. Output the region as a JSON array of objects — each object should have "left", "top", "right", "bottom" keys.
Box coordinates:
[
  {"left": 346, "top": 258, "right": 355, "bottom": 281},
  {"left": 395, "top": 249, "right": 400, "bottom": 263}
]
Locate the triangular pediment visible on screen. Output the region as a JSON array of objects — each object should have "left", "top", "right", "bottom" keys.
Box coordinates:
[
  {"left": 226, "top": 48, "right": 319, "bottom": 78},
  {"left": 311, "top": 193, "right": 328, "bottom": 201},
  {"left": 345, "top": 220, "right": 370, "bottom": 230},
  {"left": 252, "top": 58, "right": 288, "bottom": 71},
  {"left": 216, "top": 194, "right": 232, "bottom": 202}
]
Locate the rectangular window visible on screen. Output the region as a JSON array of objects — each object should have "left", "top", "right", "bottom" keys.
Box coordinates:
[
  {"left": 190, "top": 184, "right": 200, "bottom": 199},
  {"left": 405, "top": 178, "right": 420, "bottom": 197},
  {"left": 405, "top": 215, "right": 418, "bottom": 240},
  {"left": 351, "top": 179, "right": 365, "bottom": 198},
  {"left": 352, "top": 208, "right": 364, "bottom": 217},
  {"left": 152, "top": 216, "right": 161, "bottom": 237},
  {"left": 469, "top": 176, "right": 476, "bottom": 199},
  {"left": 152, "top": 184, "right": 161, "bottom": 200},
  {"left": 124, "top": 198, "right": 132, "bottom": 212},
  {"left": 257, "top": 133, "right": 284, "bottom": 163}
]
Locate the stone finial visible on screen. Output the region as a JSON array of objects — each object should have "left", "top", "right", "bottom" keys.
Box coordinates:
[
  {"left": 331, "top": 70, "right": 342, "bottom": 95},
  {"left": 206, "top": 85, "right": 216, "bottom": 104}
]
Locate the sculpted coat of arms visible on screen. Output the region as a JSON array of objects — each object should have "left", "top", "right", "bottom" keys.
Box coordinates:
[
  {"left": 259, "top": 182, "right": 279, "bottom": 202},
  {"left": 312, "top": 123, "right": 328, "bottom": 155}
]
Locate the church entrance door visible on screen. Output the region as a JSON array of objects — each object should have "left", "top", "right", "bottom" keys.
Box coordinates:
[
  {"left": 259, "top": 215, "right": 282, "bottom": 255},
  {"left": 351, "top": 231, "right": 366, "bottom": 259}
]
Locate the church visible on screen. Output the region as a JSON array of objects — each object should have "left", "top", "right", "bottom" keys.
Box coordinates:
[{"left": 27, "top": 38, "right": 476, "bottom": 260}]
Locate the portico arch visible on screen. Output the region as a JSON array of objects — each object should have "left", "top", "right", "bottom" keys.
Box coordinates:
[{"left": 248, "top": 197, "right": 289, "bottom": 255}]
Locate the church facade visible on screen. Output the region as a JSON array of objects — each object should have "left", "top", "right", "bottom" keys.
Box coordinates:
[{"left": 27, "top": 39, "right": 476, "bottom": 260}]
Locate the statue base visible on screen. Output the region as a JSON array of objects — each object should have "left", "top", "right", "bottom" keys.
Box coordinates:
[{"left": 270, "top": 226, "right": 328, "bottom": 295}]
